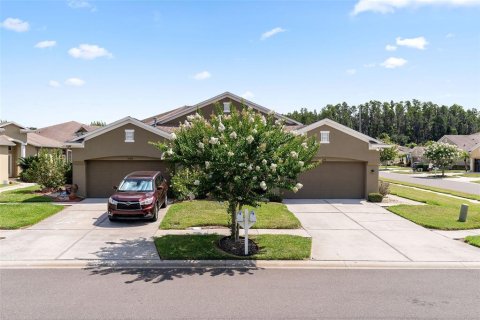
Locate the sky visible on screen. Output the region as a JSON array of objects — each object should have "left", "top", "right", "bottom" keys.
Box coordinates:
[{"left": 1, "top": 0, "right": 479, "bottom": 128}]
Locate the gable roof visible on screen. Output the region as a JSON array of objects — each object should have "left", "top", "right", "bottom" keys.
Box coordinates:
[
  {"left": 0, "top": 121, "right": 28, "bottom": 130},
  {"left": 144, "top": 92, "right": 302, "bottom": 126},
  {"left": 35, "top": 121, "right": 99, "bottom": 143},
  {"left": 0, "top": 135, "right": 16, "bottom": 146},
  {"left": 439, "top": 133, "right": 480, "bottom": 152},
  {"left": 68, "top": 116, "right": 172, "bottom": 145},
  {"left": 27, "top": 132, "right": 64, "bottom": 148},
  {"left": 297, "top": 118, "right": 390, "bottom": 150}
]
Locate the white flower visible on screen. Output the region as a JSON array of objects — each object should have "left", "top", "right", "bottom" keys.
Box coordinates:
[
  {"left": 238, "top": 196, "right": 243, "bottom": 200},
  {"left": 260, "top": 181, "right": 267, "bottom": 190},
  {"left": 171, "top": 133, "right": 177, "bottom": 140},
  {"left": 230, "top": 131, "right": 237, "bottom": 139},
  {"left": 218, "top": 122, "right": 225, "bottom": 132},
  {"left": 187, "top": 115, "right": 195, "bottom": 121},
  {"left": 188, "top": 192, "right": 195, "bottom": 200},
  {"left": 292, "top": 187, "right": 299, "bottom": 193},
  {"left": 275, "top": 119, "right": 282, "bottom": 126},
  {"left": 295, "top": 183, "right": 303, "bottom": 190},
  {"left": 209, "top": 137, "right": 219, "bottom": 144},
  {"left": 291, "top": 130, "right": 300, "bottom": 136},
  {"left": 205, "top": 161, "right": 210, "bottom": 169},
  {"left": 248, "top": 117, "right": 255, "bottom": 123},
  {"left": 247, "top": 164, "right": 253, "bottom": 171},
  {"left": 298, "top": 161, "right": 304, "bottom": 167},
  {"left": 252, "top": 176, "right": 257, "bottom": 181},
  {"left": 290, "top": 151, "right": 299, "bottom": 159},
  {"left": 166, "top": 148, "right": 173, "bottom": 155},
  {"left": 194, "top": 112, "right": 202, "bottom": 119},
  {"left": 255, "top": 166, "right": 261, "bottom": 171},
  {"left": 246, "top": 135, "right": 254, "bottom": 144},
  {"left": 194, "top": 180, "right": 200, "bottom": 186},
  {"left": 301, "top": 142, "right": 308, "bottom": 149},
  {"left": 228, "top": 151, "right": 234, "bottom": 157},
  {"left": 261, "top": 116, "right": 267, "bottom": 125},
  {"left": 252, "top": 129, "right": 258, "bottom": 134},
  {"left": 262, "top": 159, "right": 267, "bottom": 165},
  {"left": 198, "top": 142, "right": 205, "bottom": 149},
  {"left": 184, "top": 120, "right": 191, "bottom": 127},
  {"left": 239, "top": 163, "right": 246, "bottom": 167},
  {"left": 270, "top": 163, "right": 277, "bottom": 172}
]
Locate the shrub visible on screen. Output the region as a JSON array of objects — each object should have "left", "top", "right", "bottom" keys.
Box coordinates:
[
  {"left": 34, "top": 149, "right": 67, "bottom": 190},
  {"left": 18, "top": 156, "right": 39, "bottom": 182},
  {"left": 368, "top": 193, "right": 383, "bottom": 203},
  {"left": 64, "top": 162, "right": 73, "bottom": 184},
  {"left": 170, "top": 167, "right": 204, "bottom": 201},
  {"left": 378, "top": 181, "right": 390, "bottom": 197},
  {"left": 266, "top": 192, "right": 283, "bottom": 203}
]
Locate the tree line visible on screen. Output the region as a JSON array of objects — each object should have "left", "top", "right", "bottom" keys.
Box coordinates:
[{"left": 285, "top": 100, "right": 480, "bottom": 145}]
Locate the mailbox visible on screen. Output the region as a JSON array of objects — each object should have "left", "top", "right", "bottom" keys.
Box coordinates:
[
  {"left": 249, "top": 211, "right": 257, "bottom": 223},
  {"left": 236, "top": 211, "right": 244, "bottom": 222}
]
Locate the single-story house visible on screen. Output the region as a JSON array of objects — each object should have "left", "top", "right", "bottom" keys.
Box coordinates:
[
  {"left": 438, "top": 133, "right": 480, "bottom": 171},
  {"left": 67, "top": 92, "right": 388, "bottom": 199}
]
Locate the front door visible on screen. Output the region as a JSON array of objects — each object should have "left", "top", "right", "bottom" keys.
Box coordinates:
[{"left": 475, "top": 159, "right": 480, "bottom": 172}]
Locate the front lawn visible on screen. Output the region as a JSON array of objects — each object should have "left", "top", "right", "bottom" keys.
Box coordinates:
[
  {"left": 0, "top": 203, "right": 64, "bottom": 229},
  {"left": 387, "top": 185, "right": 480, "bottom": 230},
  {"left": 154, "top": 234, "right": 311, "bottom": 260},
  {"left": 465, "top": 235, "right": 480, "bottom": 248},
  {"left": 0, "top": 186, "right": 52, "bottom": 203},
  {"left": 160, "top": 200, "right": 301, "bottom": 229}
]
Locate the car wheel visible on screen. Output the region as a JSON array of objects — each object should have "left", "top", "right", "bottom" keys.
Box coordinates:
[
  {"left": 161, "top": 194, "right": 168, "bottom": 208},
  {"left": 151, "top": 203, "right": 159, "bottom": 222},
  {"left": 108, "top": 216, "right": 116, "bottom": 222}
]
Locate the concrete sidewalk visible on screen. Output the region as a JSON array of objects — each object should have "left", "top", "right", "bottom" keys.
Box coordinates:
[{"left": 0, "top": 182, "right": 36, "bottom": 193}]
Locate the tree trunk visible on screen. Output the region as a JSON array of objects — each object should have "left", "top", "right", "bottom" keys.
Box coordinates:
[{"left": 229, "top": 201, "right": 238, "bottom": 242}]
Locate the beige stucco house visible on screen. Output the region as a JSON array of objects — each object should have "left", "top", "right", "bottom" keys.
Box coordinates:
[
  {"left": 67, "top": 92, "right": 387, "bottom": 199},
  {"left": 438, "top": 133, "right": 480, "bottom": 171}
]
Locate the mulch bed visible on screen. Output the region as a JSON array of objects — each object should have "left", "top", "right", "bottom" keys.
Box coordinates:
[{"left": 218, "top": 236, "right": 259, "bottom": 256}]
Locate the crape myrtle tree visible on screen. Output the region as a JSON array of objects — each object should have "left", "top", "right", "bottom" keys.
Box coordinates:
[
  {"left": 152, "top": 105, "right": 319, "bottom": 241},
  {"left": 424, "top": 142, "right": 462, "bottom": 177}
]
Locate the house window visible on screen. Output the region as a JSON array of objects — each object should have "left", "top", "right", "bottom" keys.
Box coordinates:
[
  {"left": 320, "top": 131, "right": 330, "bottom": 144},
  {"left": 66, "top": 150, "right": 73, "bottom": 163},
  {"left": 125, "top": 129, "right": 135, "bottom": 143},
  {"left": 223, "top": 102, "right": 231, "bottom": 113}
]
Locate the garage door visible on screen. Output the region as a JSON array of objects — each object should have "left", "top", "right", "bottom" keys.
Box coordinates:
[
  {"left": 86, "top": 160, "right": 169, "bottom": 198},
  {"left": 283, "top": 161, "right": 365, "bottom": 199}
]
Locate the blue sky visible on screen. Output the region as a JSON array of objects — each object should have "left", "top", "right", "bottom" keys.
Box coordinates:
[{"left": 1, "top": 0, "right": 479, "bottom": 127}]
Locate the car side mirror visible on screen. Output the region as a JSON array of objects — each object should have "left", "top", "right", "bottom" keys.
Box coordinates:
[{"left": 113, "top": 186, "right": 117, "bottom": 190}]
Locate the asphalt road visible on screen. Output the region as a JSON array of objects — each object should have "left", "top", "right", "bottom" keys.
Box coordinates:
[
  {"left": 1, "top": 268, "right": 479, "bottom": 319},
  {"left": 380, "top": 171, "right": 480, "bottom": 195}
]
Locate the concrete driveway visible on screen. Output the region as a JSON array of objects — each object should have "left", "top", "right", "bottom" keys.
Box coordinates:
[
  {"left": 284, "top": 199, "right": 480, "bottom": 262},
  {"left": 0, "top": 199, "right": 165, "bottom": 262}
]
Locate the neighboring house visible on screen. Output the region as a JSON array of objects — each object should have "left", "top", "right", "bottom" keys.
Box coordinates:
[
  {"left": 67, "top": 92, "right": 387, "bottom": 199},
  {"left": 410, "top": 146, "right": 427, "bottom": 164},
  {"left": 438, "top": 133, "right": 480, "bottom": 171}
]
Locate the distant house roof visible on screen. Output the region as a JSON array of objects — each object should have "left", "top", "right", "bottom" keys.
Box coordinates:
[
  {"left": 411, "top": 146, "right": 426, "bottom": 158},
  {"left": 0, "top": 121, "right": 28, "bottom": 130},
  {"left": 439, "top": 133, "right": 480, "bottom": 152},
  {"left": 0, "top": 135, "right": 16, "bottom": 146},
  {"left": 34, "top": 121, "right": 99, "bottom": 143},
  {"left": 27, "top": 132, "right": 64, "bottom": 148}
]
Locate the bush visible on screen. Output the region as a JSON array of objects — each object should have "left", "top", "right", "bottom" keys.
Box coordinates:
[
  {"left": 18, "top": 156, "right": 39, "bottom": 182},
  {"left": 34, "top": 149, "right": 67, "bottom": 190},
  {"left": 266, "top": 192, "right": 283, "bottom": 203},
  {"left": 170, "top": 167, "right": 205, "bottom": 201},
  {"left": 378, "top": 181, "right": 390, "bottom": 197},
  {"left": 368, "top": 193, "right": 383, "bottom": 203},
  {"left": 64, "top": 162, "right": 73, "bottom": 184}
]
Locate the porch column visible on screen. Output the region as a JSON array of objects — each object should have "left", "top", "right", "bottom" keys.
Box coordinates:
[
  {"left": 20, "top": 143, "right": 26, "bottom": 158},
  {"left": 470, "top": 157, "right": 475, "bottom": 172}
]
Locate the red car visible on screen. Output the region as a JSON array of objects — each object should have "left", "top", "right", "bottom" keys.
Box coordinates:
[{"left": 107, "top": 171, "right": 168, "bottom": 222}]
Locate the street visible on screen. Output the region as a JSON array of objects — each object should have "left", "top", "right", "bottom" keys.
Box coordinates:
[{"left": 1, "top": 268, "right": 479, "bottom": 319}]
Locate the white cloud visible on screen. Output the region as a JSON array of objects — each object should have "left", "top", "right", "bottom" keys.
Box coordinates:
[
  {"left": 396, "top": 36, "right": 428, "bottom": 49},
  {"left": 446, "top": 32, "right": 455, "bottom": 38},
  {"left": 67, "top": 0, "right": 96, "bottom": 11},
  {"left": 68, "top": 44, "right": 112, "bottom": 60},
  {"left": 352, "top": 0, "right": 480, "bottom": 15},
  {"left": 48, "top": 80, "right": 61, "bottom": 88},
  {"left": 35, "top": 40, "right": 56, "bottom": 48},
  {"left": 241, "top": 91, "right": 255, "bottom": 99},
  {"left": 261, "top": 27, "right": 286, "bottom": 40},
  {"left": 385, "top": 44, "right": 397, "bottom": 51},
  {"left": 346, "top": 69, "right": 357, "bottom": 75},
  {"left": 381, "top": 57, "right": 408, "bottom": 69},
  {"left": 192, "top": 71, "right": 211, "bottom": 80},
  {"left": 65, "top": 78, "right": 85, "bottom": 86},
  {"left": 1, "top": 18, "right": 29, "bottom": 32}
]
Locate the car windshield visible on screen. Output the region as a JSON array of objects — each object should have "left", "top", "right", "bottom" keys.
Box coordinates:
[{"left": 118, "top": 179, "right": 153, "bottom": 192}]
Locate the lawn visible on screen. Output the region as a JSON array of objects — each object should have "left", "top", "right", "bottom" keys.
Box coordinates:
[
  {"left": 0, "top": 186, "right": 52, "bottom": 203},
  {"left": 387, "top": 184, "right": 480, "bottom": 230},
  {"left": 154, "top": 234, "right": 311, "bottom": 260},
  {"left": 460, "top": 173, "right": 480, "bottom": 178},
  {"left": 0, "top": 203, "right": 64, "bottom": 229},
  {"left": 465, "top": 235, "right": 480, "bottom": 248},
  {"left": 160, "top": 200, "right": 301, "bottom": 229},
  {"left": 381, "top": 177, "right": 480, "bottom": 201}
]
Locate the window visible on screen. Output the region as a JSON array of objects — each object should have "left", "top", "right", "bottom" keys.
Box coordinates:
[
  {"left": 223, "top": 102, "right": 231, "bottom": 113},
  {"left": 320, "top": 131, "right": 330, "bottom": 144},
  {"left": 66, "top": 150, "right": 73, "bottom": 162},
  {"left": 125, "top": 129, "right": 135, "bottom": 143}
]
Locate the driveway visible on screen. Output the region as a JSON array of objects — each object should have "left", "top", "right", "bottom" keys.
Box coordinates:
[
  {"left": 284, "top": 199, "right": 480, "bottom": 262},
  {"left": 381, "top": 171, "right": 480, "bottom": 195},
  {"left": 0, "top": 199, "right": 166, "bottom": 262}
]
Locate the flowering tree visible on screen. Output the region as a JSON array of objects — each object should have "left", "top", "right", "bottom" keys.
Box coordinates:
[
  {"left": 424, "top": 142, "right": 462, "bottom": 176},
  {"left": 152, "top": 106, "right": 319, "bottom": 241}
]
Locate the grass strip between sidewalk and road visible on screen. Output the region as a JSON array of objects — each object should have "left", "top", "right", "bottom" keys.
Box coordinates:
[
  {"left": 381, "top": 177, "right": 480, "bottom": 201},
  {"left": 465, "top": 235, "right": 480, "bottom": 248},
  {"left": 154, "top": 234, "right": 311, "bottom": 260},
  {"left": 0, "top": 186, "right": 52, "bottom": 203},
  {"left": 160, "top": 200, "right": 301, "bottom": 229},
  {"left": 0, "top": 203, "right": 64, "bottom": 229},
  {"left": 387, "top": 185, "right": 480, "bottom": 230}
]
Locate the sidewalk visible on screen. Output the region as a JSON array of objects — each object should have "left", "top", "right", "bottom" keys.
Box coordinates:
[
  {"left": 432, "top": 229, "right": 480, "bottom": 240},
  {"left": 0, "top": 182, "right": 35, "bottom": 193}
]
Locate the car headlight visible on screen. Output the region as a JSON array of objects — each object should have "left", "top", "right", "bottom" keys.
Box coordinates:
[
  {"left": 108, "top": 197, "right": 118, "bottom": 205},
  {"left": 140, "top": 197, "right": 154, "bottom": 206}
]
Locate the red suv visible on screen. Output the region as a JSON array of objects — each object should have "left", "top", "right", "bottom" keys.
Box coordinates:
[{"left": 107, "top": 171, "right": 168, "bottom": 222}]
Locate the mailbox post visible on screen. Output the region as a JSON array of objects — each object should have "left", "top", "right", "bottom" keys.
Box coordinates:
[{"left": 236, "top": 208, "right": 257, "bottom": 255}]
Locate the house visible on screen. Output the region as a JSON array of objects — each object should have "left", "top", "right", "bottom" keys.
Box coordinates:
[
  {"left": 67, "top": 92, "right": 386, "bottom": 199},
  {"left": 438, "top": 133, "right": 480, "bottom": 171}
]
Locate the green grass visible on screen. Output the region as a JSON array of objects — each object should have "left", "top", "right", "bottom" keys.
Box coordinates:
[
  {"left": 154, "top": 234, "right": 311, "bottom": 260},
  {"left": 387, "top": 184, "right": 480, "bottom": 230},
  {"left": 461, "top": 173, "right": 480, "bottom": 178},
  {"left": 0, "top": 186, "right": 52, "bottom": 203},
  {"left": 0, "top": 203, "right": 64, "bottom": 229},
  {"left": 465, "top": 235, "right": 480, "bottom": 248},
  {"left": 160, "top": 200, "right": 301, "bottom": 229},
  {"left": 381, "top": 178, "right": 480, "bottom": 201}
]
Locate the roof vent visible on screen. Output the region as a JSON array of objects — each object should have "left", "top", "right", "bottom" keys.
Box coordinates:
[
  {"left": 223, "top": 102, "right": 231, "bottom": 113},
  {"left": 153, "top": 117, "right": 158, "bottom": 127}
]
